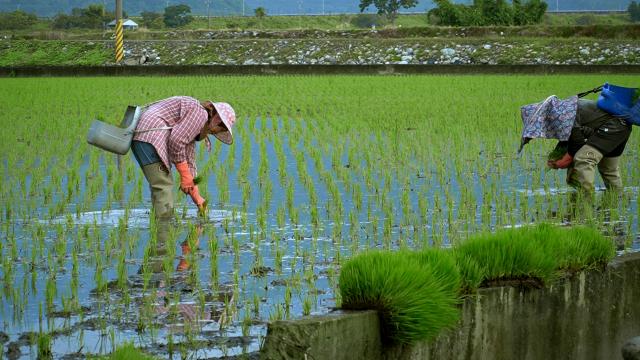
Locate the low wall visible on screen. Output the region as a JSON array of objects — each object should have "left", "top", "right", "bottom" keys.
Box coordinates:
[
  {"left": 261, "top": 252, "right": 640, "bottom": 360},
  {"left": 1, "top": 64, "right": 640, "bottom": 77}
]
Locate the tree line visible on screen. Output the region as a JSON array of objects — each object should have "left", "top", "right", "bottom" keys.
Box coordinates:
[{"left": 1, "top": 0, "right": 639, "bottom": 30}]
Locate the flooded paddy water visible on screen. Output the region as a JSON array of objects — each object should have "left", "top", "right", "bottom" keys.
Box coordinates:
[{"left": 1, "top": 75, "right": 639, "bottom": 358}]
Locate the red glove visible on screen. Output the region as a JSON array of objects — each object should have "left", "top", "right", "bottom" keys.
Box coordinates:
[
  {"left": 547, "top": 153, "right": 573, "bottom": 169},
  {"left": 189, "top": 186, "right": 206, "bottom": 208},
  {"left": 175, "top": 161, "right": 195, "bottom": 194}
]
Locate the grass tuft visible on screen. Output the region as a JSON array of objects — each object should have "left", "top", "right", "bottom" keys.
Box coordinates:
[{"left": 339, "top": 251, "right": 460, "bottom": 345}]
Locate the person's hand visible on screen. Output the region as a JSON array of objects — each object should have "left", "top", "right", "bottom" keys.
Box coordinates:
[
  {"left": 175, "top": 161, "right": 195, "bottom": 194},
  {"left": 188, "top": 186, "right": 206, "bottom": 206},
  {"left": 547, "top": 153, "right": 573, "bottom": 169}
]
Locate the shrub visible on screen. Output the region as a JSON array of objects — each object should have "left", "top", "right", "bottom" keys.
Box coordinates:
[
  {"left": 350, "top": 14, "right": 388, "bottom": 28},
  {"left": 339, "top": 251, "right": 460, "bottom": 344}
]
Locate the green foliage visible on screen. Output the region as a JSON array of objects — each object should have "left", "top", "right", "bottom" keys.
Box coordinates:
[
  {"left": 339, "top": 251, "right": 461, "bottom": 344},
  {"left": 358, "top": 0, "right": 419, "bottom": 23},
  {"left": 52, "top": 3, "right": 122, "bottom": 29},
  {"left": 0, "top": 10, "right": 38, "bottom": 30},
  {"left": 350, "top": 13, "right": 388, "bottom": 28},
  {"left": 163, "top": 4, "right": 193, "bottom": 28},
  {"left": 430, "top": 0, "right": 547, "bottom": 26},
  {"left": 254, "top": 7, "right": 267, "bottom": 19},
  {"left": 630, "top": 1, "right": 640, "bottom": 22},
  {"left": 141, "top": 11, "right": 163, "bottom": 29}
]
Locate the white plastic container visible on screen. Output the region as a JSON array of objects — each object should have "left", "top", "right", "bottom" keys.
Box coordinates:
[{"left": 87, "top": 105, "right": 143, "bottom": 155}]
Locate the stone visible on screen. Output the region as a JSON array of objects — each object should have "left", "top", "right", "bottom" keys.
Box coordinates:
[
  {"left": 401, "top": 55, "right": 413, "bottom": 62},
  {"left": 138, "top": 55, "right": 148, "bottom": 64},
  {"left": 123, "top": 58, "right": 138, "bottom": 66},
  {"left": 580, "top": 48, "right": 590, "bottom": 55},
  {"left": 441, "top": 48, "right": 455, "bottom": 57},
  {"left": 6, "top": 342, "right": 20, "bottom": 360},
  {"left": 622, "top": 337, "right": 640, "bottom": 360},
  {"left": 483, "top": 44, "right": 492, "bottom": 50}
]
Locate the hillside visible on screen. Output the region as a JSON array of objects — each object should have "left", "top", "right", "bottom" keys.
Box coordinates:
[{"left": 0, "top": 0, "right": 632, "bottom": 17}]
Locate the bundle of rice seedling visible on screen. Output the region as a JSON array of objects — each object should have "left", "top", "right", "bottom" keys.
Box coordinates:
[
  {"left": 339, "top": 251, "right": 460, "bottom": 345},
  {"left": 547, "top": 143, "right": 568, "bottom": 161},
  {"left": 456, "top": 227, "right": 557, "bottom": 286},
  {"left": 530, "top": 223, "right": 614, "bottom": 273}
]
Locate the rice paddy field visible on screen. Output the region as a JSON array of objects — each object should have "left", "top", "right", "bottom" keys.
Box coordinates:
[{"left": 0, "top": 74, "right": 639, "bottom": 359}]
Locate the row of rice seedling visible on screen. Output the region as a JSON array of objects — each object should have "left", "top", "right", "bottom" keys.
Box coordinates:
[
  {"left": 0, "top": 74, "right": 637, "bottom": 357},
  {"left": 339, "top": 223, "right": 616, "bottom": 344}
]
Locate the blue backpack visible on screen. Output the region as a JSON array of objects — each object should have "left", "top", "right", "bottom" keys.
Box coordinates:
[{"left": 595, "top": 83, "right": 640, "bottom": 126}]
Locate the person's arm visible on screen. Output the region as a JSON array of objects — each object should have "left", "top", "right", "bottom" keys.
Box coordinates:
[{"left": 169, "top": 98, "right": 208, "bottom": 208}]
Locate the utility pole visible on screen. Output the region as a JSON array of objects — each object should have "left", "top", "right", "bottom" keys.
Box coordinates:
[
  {"left": 206, "top": 0, "right": 211, "bottom": 28},
  {"left": 115, "top": 0, "right": 123, "bottom": 63},
  {"left": 242, "top": 0, "right": 245, "bottom": 16},
  {"left": 322, "top": 0, "right": 325, "bottom": 15}
]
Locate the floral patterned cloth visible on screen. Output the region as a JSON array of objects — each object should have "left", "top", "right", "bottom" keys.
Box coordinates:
[{"left": 520, "top": 95, "right": 578, "bottom": 142}]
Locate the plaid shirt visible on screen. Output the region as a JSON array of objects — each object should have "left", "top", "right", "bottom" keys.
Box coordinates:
[{"left": 133, "top": 96, "right": 207, "bottom": 176}]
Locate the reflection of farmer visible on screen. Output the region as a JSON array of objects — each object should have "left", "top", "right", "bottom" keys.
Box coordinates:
[
  {"left": 547, "top": 100, "right": 632, "bottom": 193},
  {"left": 520, "top": 95, "right": 632, "bottom": 194},
  {"left": 131, "top": 96, "right": 236, "bottom": 222}
]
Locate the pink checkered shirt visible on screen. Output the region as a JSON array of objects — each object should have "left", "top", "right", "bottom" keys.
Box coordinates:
[{"left": 133, "top": 96, "right": 208, "bottom": 176}]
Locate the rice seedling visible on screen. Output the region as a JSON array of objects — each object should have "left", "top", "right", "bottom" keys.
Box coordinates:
[
  {"left": 339, "top": 251, "right": 461, "bottom": 344},
  {"left": 1, "top": 74, "right": 638, "bottom": 357}
]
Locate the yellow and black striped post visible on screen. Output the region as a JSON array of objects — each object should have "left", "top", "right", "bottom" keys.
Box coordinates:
[
  {"left": 114, "top": 19, "right": 124, "bottom": 63},
  {"left": 114, "top": 0, "right": 123, "bottom": 63}
]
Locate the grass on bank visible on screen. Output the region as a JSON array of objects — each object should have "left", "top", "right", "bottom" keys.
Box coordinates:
[{"left": 339, "top": 224, "right": 615, "bottom": 345}]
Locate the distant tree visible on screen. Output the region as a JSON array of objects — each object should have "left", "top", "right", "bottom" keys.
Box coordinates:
[
  {"left": 358, "top": 0, "right": 418, "bottom": 24},
  {"left": 477, "top": 0, "right": 513, "bottom": 25},
  {"left": 430, "top": 0, "right": 545, "bottom": 26},
  {"left": 428, "top": 0, "right": 462, "bottom": 25},
  {"left": 629, "top": 1, "right": 640, "bottom": 22},
  {"left": 163, "top": 4, "right": 193, "bottom": 28},
  {"left": 0, "top": 10, "right": 38, "bottom": 30},
  {"left": 520, "top": 0, "right": 547, "bottom": 25},
  {"left": 52, "top": 3, "right": 116, "bottom": 29},
  {"left": 141, "top": 11, "right": 163, "bottom": 28},
  {"left": 254, "top": 7, "right": 266, "bottom": 19}
]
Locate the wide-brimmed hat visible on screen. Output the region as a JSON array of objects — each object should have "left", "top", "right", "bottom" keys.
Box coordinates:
[{"left": 207, "top": 101, "right": 236, "bottom": 145}]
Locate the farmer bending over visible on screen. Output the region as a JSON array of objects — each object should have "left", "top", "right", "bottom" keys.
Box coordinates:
[
  {"left": 547, "top": 99, "right": 631, "bottom": 193},
  {"left": 131, "top": 96, "right": 236, "bottom": 222}
]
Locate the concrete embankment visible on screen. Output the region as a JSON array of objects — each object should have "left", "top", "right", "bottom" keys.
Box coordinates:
[
  {"left": 1, "top": 64, "right": 640, "bottom": 77},
  {"left": 261, "top": 252, "right": 640, "bottom": 360}
]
